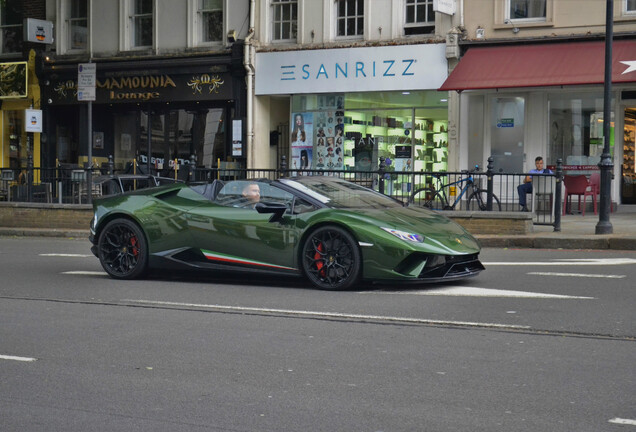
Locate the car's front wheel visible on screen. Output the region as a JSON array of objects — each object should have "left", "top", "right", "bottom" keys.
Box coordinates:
[
  {"left": 97, "top": 218, "right": 148, "bottom": 279},
  {"left": 301, "top": 225, "right": 361, "bottom": 290}
]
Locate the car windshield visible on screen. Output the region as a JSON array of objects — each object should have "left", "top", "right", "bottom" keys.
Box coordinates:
[{"left": 279, "top": 177, "right": 403, "bottom": 209}]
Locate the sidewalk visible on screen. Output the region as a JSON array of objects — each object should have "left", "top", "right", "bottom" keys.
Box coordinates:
[
  {"left": 476, "top": 205, "right": 636, "bottom": 250},
  {"left": 0, "top": 206, "right": 634, "bottom": 250}
]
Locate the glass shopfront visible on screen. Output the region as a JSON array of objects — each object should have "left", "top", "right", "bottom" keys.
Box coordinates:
[
  {"left": 109, "top": 107, "right": 226, "bottom": 175},
  {"left": 43, "top": 54, "right": 244, "bottom": 174},
  {"left": 290, "top": 91, "right": 448, "bottom": 173},
  {"left": 548, "top": 91, "right": 611, "bottom": 170},
  {"left": 2, "top": 110, "right": 27, "bottom": 169}
]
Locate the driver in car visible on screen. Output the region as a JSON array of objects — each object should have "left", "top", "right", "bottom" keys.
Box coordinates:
[{"left": 241, "top": 182, "right": 261, "bottom": 208}]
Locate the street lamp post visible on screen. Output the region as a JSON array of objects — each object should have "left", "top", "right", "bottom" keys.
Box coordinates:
[{"left": 596, "top": 0, "right": 614, "bottom": 234}]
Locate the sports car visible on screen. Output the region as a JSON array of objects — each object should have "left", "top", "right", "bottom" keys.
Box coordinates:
[{"left": 89, "top": 176, "right": 484, "bottom": 290}]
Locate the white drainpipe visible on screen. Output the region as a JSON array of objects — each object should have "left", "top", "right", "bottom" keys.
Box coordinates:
[{"left": 244, "top": 0, "right": 256, "bottom": 168}]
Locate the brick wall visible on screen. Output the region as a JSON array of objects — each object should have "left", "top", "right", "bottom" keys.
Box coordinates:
[
  {"left": 23, "top": 0, "right": 46, "bottom": 19},
  {"left": 0, "top": 203, "right": 93, "bottom": 230},
  {"left": 449, "top": 212, "right": 534, "bottom": 235}
]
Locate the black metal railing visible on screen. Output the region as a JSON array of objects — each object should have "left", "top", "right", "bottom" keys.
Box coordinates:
[{"left": 0, "top": 155, "right": 563, "bottom": 231}]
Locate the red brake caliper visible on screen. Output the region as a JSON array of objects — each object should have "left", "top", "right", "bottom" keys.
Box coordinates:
[
  {"left": 314, "top": 242, "right": 325, "bottom": 276},
  {"left": 130, "top": 236, "right": 139, "bottom": 257}
]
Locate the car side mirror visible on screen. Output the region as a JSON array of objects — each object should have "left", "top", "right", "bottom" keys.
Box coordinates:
[{"left": 255, "top": 202, "right": 287, "bottom": 223}]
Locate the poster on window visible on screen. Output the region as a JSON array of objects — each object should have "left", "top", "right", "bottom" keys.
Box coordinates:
[
  {"left": 291, "top": 112, "right": 313, "bottom": 170},
  {"left": 313, "top": 94, "right": 345, "bottom": 170}
]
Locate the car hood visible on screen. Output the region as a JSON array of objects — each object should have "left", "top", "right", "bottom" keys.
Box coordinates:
[{"left": 349, "top": 206, "right": 480, "bottom": 252}]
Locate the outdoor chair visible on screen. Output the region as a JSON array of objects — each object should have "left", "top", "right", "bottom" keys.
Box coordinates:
[
  {"left": 563, "top": 175, "right": 590, "bottom": 215},
  {"left": 583, "top": 172, "right": 612, "bottom": 215}
]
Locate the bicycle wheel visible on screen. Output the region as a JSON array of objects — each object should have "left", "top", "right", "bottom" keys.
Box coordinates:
[
  {"left": 411, "top": 188, "right": 447, "bottom": 210},
  {"left": 467, "top": 189, "right": 502, "bottom": 211}
]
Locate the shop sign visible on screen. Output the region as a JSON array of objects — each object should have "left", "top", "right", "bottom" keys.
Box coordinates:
[
  {"left": 25, "top": 109, "right": 43, "bottom": 133},
  {"left": 24, "top": 18, "right": 54, "bottom": 44},
  {"left": 50, "top": 72, "right": 231, "bottom": 104},
  {"left": 0, "top": 62, "right": 27, "bottom": 99},
  {"left": 255, "top": 44, "right": 447, "bottom": 95}
]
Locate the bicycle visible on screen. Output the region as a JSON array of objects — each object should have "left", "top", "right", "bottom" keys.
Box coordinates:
[{"left": 409, "top": 168, "right": 502, "bottom": 211}]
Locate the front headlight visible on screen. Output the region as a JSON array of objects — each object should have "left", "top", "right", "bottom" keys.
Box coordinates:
[{"left": 381, "top": 227, "right": 425, "bottom": 243}]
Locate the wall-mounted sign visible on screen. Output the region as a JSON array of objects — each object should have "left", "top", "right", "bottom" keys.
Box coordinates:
[
  {"left": 433, "top": 0, "right": 456, "bottom": 15},
  {"left": 0, "top": 62, "right": 27, "bottom": 99},
  {"left": 497, "top": 118, "right": 515, "bottom": 128},
  {"left": 24, "top": 18, "right": 54, "bottom": 44},
  {"left": 255, "top": 44, "right": 447, "bottom": 95},
  {"left": 25, "top": 109, "right": 43, "bottom": 133},
  {"left": 49, "top": 72, "right": 232, "bottom": 105}
]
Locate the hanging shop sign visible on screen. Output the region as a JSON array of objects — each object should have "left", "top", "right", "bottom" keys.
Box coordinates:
[
  {"left": 49, "top": 72, "right": 232, "bottom": 105},
  {"left": 24, "top": 18, "right": 54, "bottom": 44},
  {"left": 0, "top": 62, "right": 28, "bottom": 99},
  {"left": 255, "top": 44, "right": 447, "bottom": 95}
]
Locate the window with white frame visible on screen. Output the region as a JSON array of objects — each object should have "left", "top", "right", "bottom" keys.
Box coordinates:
[
  {"left": 507, "top": 0, "right": 546, "bottom": 21},
  {"left": 200, "top": 0, "right": 223, "bottom": 43},
  {"left": 131, "top": 0, "right": 153, "bottom": 48},
  {"left": 336, "top": 0, "right": 364, "bottom": 38},
  {"left": 626, "top": 0, "right": 636, "bottom": 14},
  {"left": 67, "top": 0, "right": 88, "bottom": 51},
  {"left": 0, "top": 0, "right": 23, "bottom": 54},
  {"left": 272, "top": 0, "right": 297, "bottom": 41},
  {"left": 404, "top": 0, "right": 434, "bottom": 35}
]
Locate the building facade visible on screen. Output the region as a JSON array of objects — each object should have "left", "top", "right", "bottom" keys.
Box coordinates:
[
  {"left": 251, "top": 0, "right": 462, "bottom": 202},
  {"left": 0, "top": 0, "right": 46, "bottom": 175},
  {"left": 2, "top": 0, "right": 252, "bottom": 178},
  {"left": 445, "top": 0, "right": 636, "bottom": 205}
]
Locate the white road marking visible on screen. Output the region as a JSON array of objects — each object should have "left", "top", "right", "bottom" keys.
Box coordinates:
[
  {"left": 609, "top": 418, "right": 636, "bottom": 426},
  {"left": 484, "top": 258, "right": 636, "bottom": 266},
  {"left": 367, "top": 287, "right": 594, "bottom": 299},
  {"left": 123, "top": 299, "right": 531, "bottom": 330},
  {"left": 62, "top": 271, "right": 107, "bottom": 275},
  {"left": 0, "top": 354, "right": 36, "bottom": 362},
  {"left": 40, "top": 253, "right": 92, "bottom": 257},
  {"left": 528, "top": 272, "right": 625, "bottom": 279}
]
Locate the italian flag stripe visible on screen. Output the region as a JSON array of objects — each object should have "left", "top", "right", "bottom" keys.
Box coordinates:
[{"left": 201, "top": 249, "right": 296, "bottom": 271}]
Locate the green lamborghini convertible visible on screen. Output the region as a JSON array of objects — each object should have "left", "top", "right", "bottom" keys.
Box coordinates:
[{"left": 89, "top": 176, "right": 484, "bottom": 290}]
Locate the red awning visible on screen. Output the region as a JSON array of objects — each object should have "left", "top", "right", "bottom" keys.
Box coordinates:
[{"left": 438, "top": 40, "right": 636, "bottom": 91}]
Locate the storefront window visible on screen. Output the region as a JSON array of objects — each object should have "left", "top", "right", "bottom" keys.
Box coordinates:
[
  {"left": 290, "top": 91, "right": 448, "bottom": 174},
  {"left": 548, "top": 91, "right": 612, "bottom": 168},
  {"left": 112, "top": 108, "right": 225, "bottom": 174},
  {"left": 1, "top": 110, "right": 31, "bottom": 170}
]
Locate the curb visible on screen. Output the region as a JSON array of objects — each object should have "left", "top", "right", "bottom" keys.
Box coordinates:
[
  {"left": 0, "top": 228, "right": 89, "bottom": 239},
  {"left": 476, "top": 234, "right": 636, "bottom": 250}
]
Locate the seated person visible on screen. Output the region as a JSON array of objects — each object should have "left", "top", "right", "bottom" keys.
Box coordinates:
[{"left": 517, "top": 156, "right": 552, "bottom": 212}]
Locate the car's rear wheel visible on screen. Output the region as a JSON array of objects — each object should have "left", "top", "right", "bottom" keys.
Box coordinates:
[
  {"left": 301, "top": 225, "right": 361, "bottom": 290},
  {"left": 97, "top": 218, "right": 148, "bottom": 279}
]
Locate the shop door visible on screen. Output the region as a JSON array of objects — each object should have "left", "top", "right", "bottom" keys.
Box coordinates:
[{"left": 490, "top": 97, "right": 525, "bottom": 173}]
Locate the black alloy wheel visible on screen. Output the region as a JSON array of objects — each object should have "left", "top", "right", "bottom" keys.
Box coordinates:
[
  {"left": 302, "top": 225, "right": 361, "bottom": 290},
  {"left": 98, "top": 218, "right": 148, "bottom": 279}
]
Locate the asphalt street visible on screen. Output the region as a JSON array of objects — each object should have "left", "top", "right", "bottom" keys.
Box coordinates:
[{"left": 1, "top": 237, "right": 635, "bottom": 431}]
